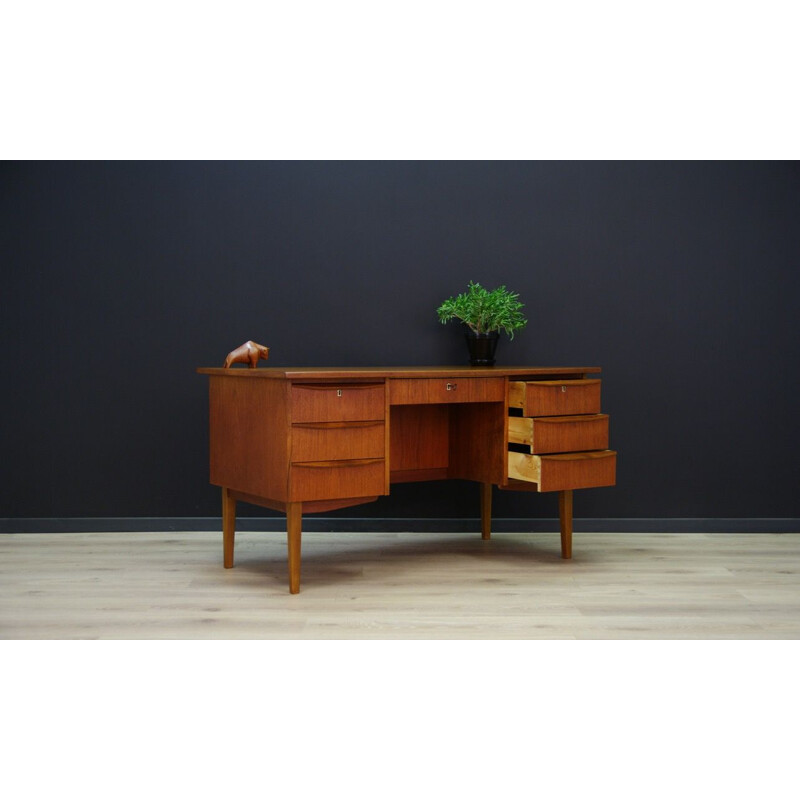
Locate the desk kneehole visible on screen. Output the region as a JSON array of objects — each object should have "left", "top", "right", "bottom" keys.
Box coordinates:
[{"left": 508, "top": 450, "right": 617, "bottom": 493}]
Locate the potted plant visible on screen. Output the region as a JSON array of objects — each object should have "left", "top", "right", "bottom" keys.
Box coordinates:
[{"left": 436, "top": 281, "right": 527, "bottom": 366}]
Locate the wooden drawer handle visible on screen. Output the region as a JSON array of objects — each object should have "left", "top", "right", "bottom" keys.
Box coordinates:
[
  {"left": 295, "top": 383, "right": 383, "bottom": 391},
  {"left": 295, "top": 458, "right": 384, "bottom": 468},
  {"left": 293, "top": 421, "right": 383, "bottom": 430}
]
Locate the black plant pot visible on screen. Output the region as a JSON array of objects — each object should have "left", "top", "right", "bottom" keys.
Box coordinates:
[{"left": 465, "top": 331, "right": 500, "bottom": 366}]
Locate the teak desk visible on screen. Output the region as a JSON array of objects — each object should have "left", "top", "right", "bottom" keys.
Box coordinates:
[{"left": 197, "top": 366, "right": 617, "bottom": 593}]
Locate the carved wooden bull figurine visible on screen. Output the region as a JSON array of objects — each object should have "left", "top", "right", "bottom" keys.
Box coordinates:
[{"left": 223, "top": 340, "right": 270, "bottom": 369}]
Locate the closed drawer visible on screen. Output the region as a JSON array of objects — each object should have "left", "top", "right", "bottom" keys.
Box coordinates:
[
  {"left": 508, "top": 450, "right": 616, "bottom": 492},
  {"left": 289, "top": 458, "right": 386, "bottom": 501},
  {"left": 509, "top": 379, "right": 601, "bottom": 416},
  {"left": 291, "top": 383, "right": 384, "bottom": 423},
  {"left": 390, "top": 378, "right": 505, "bottom": 405},
  {"left": 508, "top": 414, "right": 609, "bottom": 454},
  {"left": 292, "top": 421, "right": 385, "bottom": 462}
]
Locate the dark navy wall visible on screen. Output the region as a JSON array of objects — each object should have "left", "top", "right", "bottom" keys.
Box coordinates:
[{"left": 3, "top": 161, "right": 799, "bottom": 522}]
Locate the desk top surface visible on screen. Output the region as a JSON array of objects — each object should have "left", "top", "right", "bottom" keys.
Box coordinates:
[{"left": 197, "top": 366, "right": 601, "bottom": 380}]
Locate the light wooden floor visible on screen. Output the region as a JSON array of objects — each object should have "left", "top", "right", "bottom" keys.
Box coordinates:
[{"left": 1, "top": 530, "right": 798, "bottom": 639}]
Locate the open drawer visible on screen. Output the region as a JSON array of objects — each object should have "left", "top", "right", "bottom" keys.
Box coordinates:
[
  {"left": 507, "top": 450, "right": 617, "bottom": 492},
  {"left": 508, "top": 413, "right": 609, "bottom": 454},
  {"left": 509, "top": 379, "right": 601, "bottom": 416}
]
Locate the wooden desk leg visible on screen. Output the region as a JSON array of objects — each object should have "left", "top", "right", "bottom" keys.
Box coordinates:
[
  {"left": 222, "top": 487, "right": 236, "bottom": 568},
  {"left": 287, "top": 502, "right": 302, "bottom": 594},
  {"left": 480, "top": 482, "right": 492, "bottom": 540},
  {"left": 559, "top": 489, "right": 573, "bottom": 559}
]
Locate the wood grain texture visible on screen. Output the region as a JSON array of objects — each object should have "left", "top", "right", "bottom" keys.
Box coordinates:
[
  {"left": 204, "top": 365, "right": 615, "bottom": 593},
  {"left": 222, "top": 487, "right": 235, "bottom": 568},
  {"left": 291, "top": 421, "right": 385, "bottom": 462},
  {"left": 508, "top": 414, "right": 609, "bottom": 454},
  {"left": 506, "top": 451, "right": 541, "bottom": 484},
  {"left": 287, "top": 503, "right": 302, "bottom": 594},
  {"left": 209, "top": 375, "right": 289, "bottom": 501},
  {"left": 389, "top": 468, "right": 450, "bottom": 483},
  {"left": 199, "top": 366, "right": 601, "bottom": 380},
  {"left": 389, "top": 377, "right": 505, "bottom": 405},
  {"left": 3, "top": 531, "right": 799, "bottom": 639},
  {"left": 389, "top": 404, "right": 450, "bottom": 473},
  {"left": 508, "top": 450, "right": 617, "bottom": 492},
  {"left": 289, "top": 459, "right": 386, "bottom": 502},
  {"left": 291, "top": 383, "right": 385, "bottom": 423},
  {"left": 448, "top": 402, "right": 506, "bottom": 485},
  {"left": 228, "top": 490, "right": 379, "bottom": 514},
  {"left": 560, "top": 489, "right": 573, "bottom": 559},
  {"left": 509, "top": 379, "right": 601, "bottom": 416}
]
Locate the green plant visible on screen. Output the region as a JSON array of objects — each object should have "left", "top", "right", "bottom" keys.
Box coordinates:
[{"left": 436, "top": 281, "right": 527, "bottom": 339}]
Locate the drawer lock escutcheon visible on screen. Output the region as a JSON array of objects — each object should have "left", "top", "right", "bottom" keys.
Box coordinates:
[
  {"left": 337, "top": 389, "right": 342, "bottom": 397},
  {"left": 446, "top": 383, "right": 457, "bottom": 391}
]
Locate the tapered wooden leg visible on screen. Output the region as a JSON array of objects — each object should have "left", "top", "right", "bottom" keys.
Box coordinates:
[
  {"left": 222, "top": 487, "right": 236, "bottom": 568},
  {"left": 559, "top": 489, "right": 573, "bottom": 559},
  {"left": 287, "top": 502, "right": 302, "bottom": 594},
  {"left": 480, "top": 482, "right": 492, "bottom": 540}
]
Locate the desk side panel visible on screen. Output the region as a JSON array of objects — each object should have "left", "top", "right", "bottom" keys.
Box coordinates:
[{"left": 208, "top": 375, "right": 289, "bottom": 501}]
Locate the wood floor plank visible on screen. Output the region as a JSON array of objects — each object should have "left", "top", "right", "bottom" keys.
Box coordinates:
[{"left": 1, "top": 531, "right": 798, "bottom": 639}]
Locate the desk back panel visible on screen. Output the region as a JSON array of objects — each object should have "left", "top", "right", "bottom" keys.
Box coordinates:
[
  {"left": 389, "top": 404, "right": 450, "bottom": 481},
  {"left": 448, "top": 402, "right": 507, "bottom": 485}
]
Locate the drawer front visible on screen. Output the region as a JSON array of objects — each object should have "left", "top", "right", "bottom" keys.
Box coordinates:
[
  {"left": 289, "top": 458, "right": 386, "bottom": 501},
  {"left": 509, "top": 379, "right": 601, "bottom": 416},
  {"left": 390, "top": 378, "right": 505, "bottom": 405},
  {"left": 508, "top": 414, "right": 609, "bottom": 454},
  {"left": 291, "top": 383, "right": 385, "bottom": 423},
  {"left": 291, "top": 421, "right": 385, "bottom": 462},
  {"left": 508, "top": 450, "right": 616, "bottom": 492}
]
